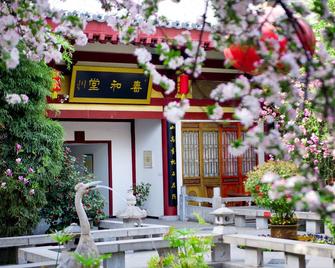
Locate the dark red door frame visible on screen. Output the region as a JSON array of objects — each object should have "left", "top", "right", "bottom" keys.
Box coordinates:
[{"left": 65, "top": 136, "right": 113, "bottom": 216}]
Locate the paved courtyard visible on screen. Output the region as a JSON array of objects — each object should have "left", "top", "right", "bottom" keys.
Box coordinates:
[{"left": 121, "top": 218, "right": 334, "bottom": 268}]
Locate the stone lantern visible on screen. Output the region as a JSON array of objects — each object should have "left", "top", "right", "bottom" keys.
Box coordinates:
[
  {"left": 116, "top": 190, "right": 147, "bottom": 227},
  {"left": 210, "top": 206, "right": 236, "bottom": 235}
]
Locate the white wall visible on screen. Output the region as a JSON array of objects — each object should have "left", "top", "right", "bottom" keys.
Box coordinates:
[
  {"left": 61, "top": 121, "right": 132, "bottom": 216},
  {"left": 67, "top": 144, "right": 109, "bottom": 215},
  {"left": 135, "top": 119, "right": 164, "bottom": 217}
]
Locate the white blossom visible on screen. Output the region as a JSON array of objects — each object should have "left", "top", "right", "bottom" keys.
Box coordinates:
[
  {"left": 304, "top": 190, "right": 321, "bottom": 210},
  {"left": 281, "top": 53, "right": 300, "bottom": 77},
  {"left": 5, "top": 93, "right": 21, "bottom": 105},
  {"left": 168, "top": 56, "right": 184, "bottom": 70},
  {"left": 262, "top": 172, "right": 280, "bottom": 183},
  {"left": 208, "top": 103, "right": 224, "bottom": 120},
  {"left": 160, "top": 75, "right": 175, "bottom": 95},
  {"left": 163, "top": 99, "right": 190, "bottom": 124},
  {"left": 228, "top": 142, "right": 248, "bottom": 156},
  {"left": 235, "top": 108, "right": 254, "bottom": 128},
  {"left": 6, "top": 47, "right": 19, "bottom": 69},
  {"left": 242, "top": 95, "right": 260, "bottom": 114},
  {"left": 210, "top": 82, "right": 242, "bottom": 102},
  {"left": 139, "top": 20, "right": 156, "bottom": 35},
  {"left": 134, "top": 48, "right": 152, "bottom": 65},
  {"left": 286, "top": 176, "right": 306, "bottom": 188}
]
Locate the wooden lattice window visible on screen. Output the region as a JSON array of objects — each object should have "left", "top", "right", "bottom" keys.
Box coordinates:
[
  {"left": 222, "top": 131, "right": 239, "bottom": 177},
  {"left": 241, "top": 133, "right": 257, "bottom": 175},
  {"left": 182, "top": 131, "right": 200, "bottom": 178},
  {"left": 202, "top": 131, "right": 219, "bottom": 177}
]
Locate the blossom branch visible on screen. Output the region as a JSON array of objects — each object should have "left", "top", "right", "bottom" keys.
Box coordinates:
[{"left": 277, "top": 0, "right": 312, "bottom": 103}]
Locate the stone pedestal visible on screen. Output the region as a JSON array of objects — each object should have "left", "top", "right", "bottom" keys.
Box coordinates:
[
  {"left": 306, "top": 220, "right": 321, "bottom": 234},
  {"left": 256, "top": 217, "right": 268, "bottom": 229},
  {"left": 244, "top": 247, "right": 263, "bottom": 267},
  {"left": 211, "top": 243, "right": 231, "bottom": 262},
  {"left": 235, "top": 215, "right": 246, "bottom": 227},
  {"left": 103, "top": 252, "right": 125, "bottom": 268},
  {"left": 116, "top": 190, "right": 147, "bottom": 227},
  {"left": 285, "top": 253, "right": 305, "bottom": 268}
]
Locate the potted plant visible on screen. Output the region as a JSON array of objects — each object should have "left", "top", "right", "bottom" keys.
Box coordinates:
[
  {"left": 245, "top": 161, "right": 299, "bottom": 239},
  {"left": 132, "top": 182, "right": 151, "bottom": 208}
]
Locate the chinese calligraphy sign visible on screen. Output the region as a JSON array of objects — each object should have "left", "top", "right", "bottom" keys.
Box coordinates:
[
  {"left": 167, "top": 122, "right": 177, "bottom": 207},
  {"left": 70, "top": 66, "right": 152, "bottom": 104}
]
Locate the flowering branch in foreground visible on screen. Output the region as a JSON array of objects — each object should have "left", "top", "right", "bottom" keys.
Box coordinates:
[{"left": 1, "top": 0, "right": 334, "bottom": 220}]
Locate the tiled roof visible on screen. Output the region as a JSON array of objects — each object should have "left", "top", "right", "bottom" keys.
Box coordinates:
[
  {"left": 69, "top": 12, "right": 213, "bottom": 48},
  {"left": 78, "top": 12, "right": 205, "bottom": 30}
]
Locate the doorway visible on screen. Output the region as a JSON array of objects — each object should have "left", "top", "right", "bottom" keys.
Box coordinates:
[{"left": 67, "top": 143, "right": 112, "bottom": 215}]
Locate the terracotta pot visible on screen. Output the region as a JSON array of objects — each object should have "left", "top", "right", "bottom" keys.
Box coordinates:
[{"left": 270, "top": 224, "right": 298, "bottom": 240}]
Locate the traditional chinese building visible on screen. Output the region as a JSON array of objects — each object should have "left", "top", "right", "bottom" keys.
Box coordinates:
[{"left": 50, "top": 14, "right": 264, "bottom": 218}]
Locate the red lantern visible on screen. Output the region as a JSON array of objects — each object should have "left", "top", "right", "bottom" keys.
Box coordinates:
[
  {"left": 51, "top": 70, "right": 62, "bottom": 99},
  {"left": 295, "top": 18, "right": 316, "bottom": 55},
  {"left": 224, "top": 18, "right": 315, "bottom": 75},
  {"left": 178, "top": 73, "right": 189, "bottom": 98},
  {"left": 224, "top": 45, "right": 261, "bottom": 75}
]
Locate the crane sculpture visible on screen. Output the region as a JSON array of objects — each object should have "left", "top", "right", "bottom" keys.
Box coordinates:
[{"left": 58, "top": 181, "right": 101, "bottom": 268}]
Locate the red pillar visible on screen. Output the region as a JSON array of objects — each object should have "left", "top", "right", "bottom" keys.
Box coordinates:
[{"left": 161, "top": 119, "right": 177, "bottom": 216}]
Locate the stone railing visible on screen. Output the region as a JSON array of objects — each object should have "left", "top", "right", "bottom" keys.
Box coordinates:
[
  {"left": 179, "top": 186, "right": 253, "bottom": 222},
  {"left": 179, "top": 186, "right": 333, "bottom": 235},
  {"left": 221, "top": 233, "right": 335, "bottom": 267}
]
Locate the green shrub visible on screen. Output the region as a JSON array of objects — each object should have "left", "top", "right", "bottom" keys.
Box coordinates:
[
  {"left": 148, "top": 214, "right": 212, "bottom": 268},
  {"left": 0, "top": 57, "right": 64, "bottom": 237},
  {"left": 41, "top": 147, "right": 106, "bottom": 231},
  {"left": 245, "top": 161, "right": 299, "bottom": 225}
]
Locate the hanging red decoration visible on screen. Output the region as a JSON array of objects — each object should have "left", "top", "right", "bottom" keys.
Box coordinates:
[
  {"left": 224, "top": 18, "right": 315, "bottom": 75},
  {"left": 178, "top": 73, "right": 189, "bottom": 98},
  {"left": 51, "top": 70, "right": 62, "bottom": 99},
  {"left": 295, "top": 18, "right": 316, "bottom": 55},
  {"left": 224, "top": 45, "right": 261, "bottom": 75}
]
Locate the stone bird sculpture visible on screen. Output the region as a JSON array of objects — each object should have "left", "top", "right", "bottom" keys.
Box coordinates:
[{"left": 58, "top": 181, "right": 101, "bottom": 267}]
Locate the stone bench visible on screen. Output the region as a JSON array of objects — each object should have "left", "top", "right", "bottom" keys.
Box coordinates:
[
  {"left": 222, "top": 233, "right": 335, "bottom": 267},
  {"left": 0, "top": 261, "right": 55, "bottom": 268},
  {"left": 232, "top": 208, "right": 332, "bottom": 234},
  {"left": 19, "top": 233, "right": 222, "bottom": 268},
  {"left": 295, "top": 211, "right": 333, "bottom": 235},
  {"left": 232, "top": 207, "right": 271, "bottom": 230},
  {"left": 0, "top": 224, "right": 170, "bottom": 249}
]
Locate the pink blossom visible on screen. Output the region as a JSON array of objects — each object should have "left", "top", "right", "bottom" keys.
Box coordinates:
[
  {"left": 16, "top": 143, "right": 22, "bottom": 153},
  {"left": 18, "top": 176, "right": 24, "bottom": 181},
  {"left": 304, "top": 108, "right": 311, "bottom": 117},
  {"left": 28, "top": 167, "right": 34, "bottom": 173},
  {"left": 20, "top": 94, "right": 29, "bottom": 104},
  {"left": 15, "top": 158, "right": 21, "bottom": 164},
  {"left": 29, "top": 189, "right": 35, "bottom": 196},
  {"left": 5, "top": 169, "right": 12, "bottom": 177},
  {"left": 310, "top": 134, "right": 319, "bottom": 144}
]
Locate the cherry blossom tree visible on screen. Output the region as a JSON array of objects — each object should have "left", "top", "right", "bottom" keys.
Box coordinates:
[{"left": 1, "top": 0, "right": 334, "bottom": 226}]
